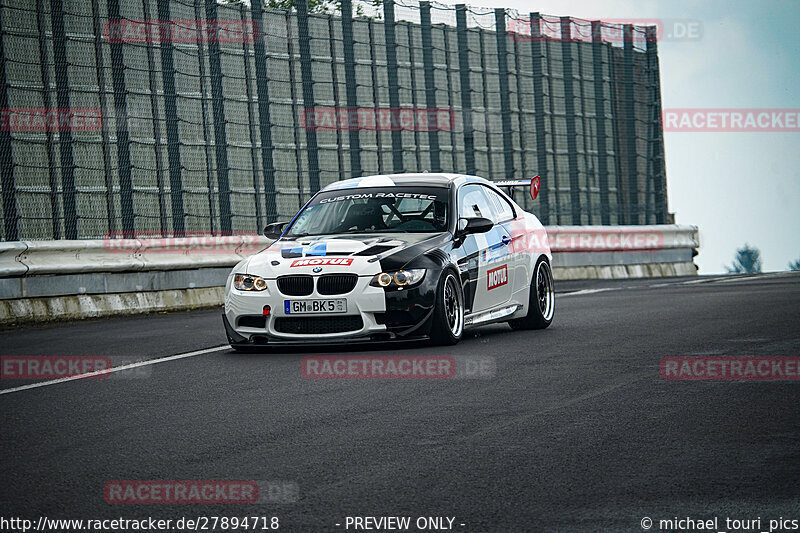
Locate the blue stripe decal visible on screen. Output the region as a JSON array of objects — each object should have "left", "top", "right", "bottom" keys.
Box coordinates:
[{"left": 306, "top": 242, "right": 327, "bottom": 256}]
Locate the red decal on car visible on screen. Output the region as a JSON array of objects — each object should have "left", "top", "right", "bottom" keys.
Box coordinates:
[
  {"left": 487, "top": 265, "right": 508, "bottom": 290},
  {"left": 290, "top": 258, "right": 354, "bottom": 267}
]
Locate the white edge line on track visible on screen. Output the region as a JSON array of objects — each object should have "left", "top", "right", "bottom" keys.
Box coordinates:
[{"left": 0, "top": 345, "right": 229, "bottom": 396}]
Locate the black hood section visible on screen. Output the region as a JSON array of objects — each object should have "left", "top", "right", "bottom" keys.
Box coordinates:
[{"left": 376, "top": 232, "right": 453, "bottom": 272}]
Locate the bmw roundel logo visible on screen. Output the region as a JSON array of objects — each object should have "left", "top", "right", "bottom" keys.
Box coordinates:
[{"left": 312, "top": 266, "right": 323, "bottom": 273}]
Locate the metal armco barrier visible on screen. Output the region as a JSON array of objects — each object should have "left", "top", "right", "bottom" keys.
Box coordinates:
[{"left": 0, "top": 225, "right": 698, "bottom": 325}]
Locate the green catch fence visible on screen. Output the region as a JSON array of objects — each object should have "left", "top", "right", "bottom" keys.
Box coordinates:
[{"left": 0, "top": 0, "right": 668, "bottom": 240}]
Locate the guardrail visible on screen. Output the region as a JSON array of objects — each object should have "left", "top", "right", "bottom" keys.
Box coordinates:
[{"left": 0, "top": 225, "right": 698, "bottom": 323}]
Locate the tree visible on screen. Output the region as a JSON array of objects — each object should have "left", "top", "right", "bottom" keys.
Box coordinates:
[
  {"left": 789, "top": 258, "right": 800, "bottom": 271},
  {"left": 725, "top": 243, "right": 762, "bottom": 274}
]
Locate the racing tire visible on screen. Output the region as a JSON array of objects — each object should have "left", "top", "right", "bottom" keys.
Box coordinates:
[
  {"left": 430, "top": 269, "right": 465, "bottom": 345},
  {"left": 510, "top": 257, "right": 554, "bottom": 330}
]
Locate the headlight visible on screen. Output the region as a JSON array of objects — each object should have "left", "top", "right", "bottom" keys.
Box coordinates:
[
  {"left": 233, "top": 273, "right": 268, "bottom": 291},
  {"left": 370, "top": 269, "right": 426, "bottom": 288}
]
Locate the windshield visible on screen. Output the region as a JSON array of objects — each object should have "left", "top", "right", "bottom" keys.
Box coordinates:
[{"left": 285, "top": 187, "right": 450, "bottom": 237}]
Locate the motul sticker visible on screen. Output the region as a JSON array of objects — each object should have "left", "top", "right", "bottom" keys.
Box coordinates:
[
  {"left": 487, "top": 265, "right": 508, "bottom": 290},
  {"left": 290, "top": 258, "right": 353, "bottom": 267}
]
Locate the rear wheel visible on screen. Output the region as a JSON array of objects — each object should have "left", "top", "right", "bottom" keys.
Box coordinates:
[
  {"left": 430, "top": 270, "right": 464, "bottom": 345},
  {"left": 510, "top": 258, "right": 554, "bottom": 330}
]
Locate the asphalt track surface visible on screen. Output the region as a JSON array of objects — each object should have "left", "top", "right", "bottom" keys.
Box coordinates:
[{"left": 1, "top": 273, "right": 799, "bottom": 532}]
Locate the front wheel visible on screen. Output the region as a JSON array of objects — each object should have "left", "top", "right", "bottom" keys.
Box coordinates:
[
  {"left": 510, "top": 258, "right": 554, "bottom": 330},
  {"left": 430, "top": 270, "right": 464, "bottom": 345}
]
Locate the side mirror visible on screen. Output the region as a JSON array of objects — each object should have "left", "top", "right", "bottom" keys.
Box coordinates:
[
  {"left": 456, "top": 217, "right": 494, "bottom": 238},
  {"left": 263, "top": 222, "right": 288, "bottom": 240}
]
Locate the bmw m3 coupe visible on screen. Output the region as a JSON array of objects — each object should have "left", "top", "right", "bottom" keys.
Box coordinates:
[{"left": 222, "top": 173, "right": 554, "bottom": 350}]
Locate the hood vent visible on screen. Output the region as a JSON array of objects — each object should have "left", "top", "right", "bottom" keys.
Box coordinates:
[{"left": 353, "top": 245, "right": 396, "bottom": 256}]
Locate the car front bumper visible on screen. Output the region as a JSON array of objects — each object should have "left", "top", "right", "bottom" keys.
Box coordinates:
[{"left": 223, "top": 272, "right": 439, "bottom": 347}]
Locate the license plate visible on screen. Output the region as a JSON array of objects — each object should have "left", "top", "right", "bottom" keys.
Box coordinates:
[{"left": 284, "top": 299, "right": 347, "bottom": 314}]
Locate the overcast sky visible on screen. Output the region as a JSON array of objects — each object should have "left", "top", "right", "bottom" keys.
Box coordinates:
[{"left": 466, "top": 0, "right": 800, "bottom": 273}]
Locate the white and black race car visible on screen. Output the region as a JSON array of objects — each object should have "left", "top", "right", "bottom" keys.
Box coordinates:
[{"left": 222, "top": 173, "right": 554, "bottom": 350}]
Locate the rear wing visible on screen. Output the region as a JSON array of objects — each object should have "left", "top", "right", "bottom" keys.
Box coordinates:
[{"left": 494, "top": 175, "right": 541, "bottom": 201}]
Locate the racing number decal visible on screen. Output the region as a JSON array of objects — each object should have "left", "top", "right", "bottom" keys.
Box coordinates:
[{"left": 487, "top": 265, "right": 508, "bottom": 291}]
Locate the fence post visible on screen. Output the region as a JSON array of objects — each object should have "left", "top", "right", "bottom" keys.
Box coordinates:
[
  {"left": 296, "top": 0, "right": 321, "bottom": 193},
  {"left": 442, "top": 25, "right": 458, "bottom": 172},
  {"left": 591, "top": 21, "right": 611, "bottom": 225},
  {"left": 495, "top": 9, "right": 514, "bottom": 179},
  {"left": 647, "top": 25, "right": 667, "bottom": 224},
  {"left": 328, "top": 14, "right": 346, "bottom": 181},
  {"left": 0, "top": 6, "right": 17, "bottom": 241},
  {"left": 454, "top": 5, "right": 474, "bottom": 175},
  {"left": 141, "top": 0, "right": 169, "bottom": 236},
  {"left": 512, "top": 22, "right": 529, "bottom": 209},
  {"left": 383, "top": 0, "right": 404, "bottom": 173},
  {"left": 367, "top": 19, "right": 383, "bottom": 174},
  {"left": 106, "top": 0, "right": 136, "bottom": 237},
  {"left": 286, "top": 11, "right": 306, "bottom": 208},
  {"left": 340, "top": 0, "right": 361, "bottom": 178},
  {"left": 478, "top": 28, "right": 493, "bottom": 178},
  {"left": 205, "top": 0, "right": 232, "bottom": 234},
  {"left": 419, "top": 2, "right": 441, "bottom": 173},
  {"left": 406, "top": 23, "right": 422, "bottom": 171},
  {"left": 50, "top": 0, "right": 78, "bottom": 238},
  {"left": 623, "top": 24, "right": 639, "bottom": 225},
  {"left": 157, "top": 0, "right": 186, "bottom": 236},
  {"left": 560, "top": 17, "right": 581, "bottom": 225},
  {"left": 249, "top": 0, "right": 278, "bottom": 223},
  {"left": 192, "top": 0, "right": 216, "bottom": 234},
  {"left": 529, "top": 13, "right": 549, "bottom": 224},
  {"left": 40, "top": 0, "right": 61, "bottom": 238},
  {"left": 240, "top": 4, "right": 263, "bottom": 231}
]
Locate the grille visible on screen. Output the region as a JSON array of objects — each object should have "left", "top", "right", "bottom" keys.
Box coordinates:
[
  {"left": 277, "top": 275, "right": 313, "bottom": 296},
  {"left": 317, "top": 274, "right": 358, "bottom": 295},
  {"left": 274, "top": 316, "right": 363, "bottom": 335}
]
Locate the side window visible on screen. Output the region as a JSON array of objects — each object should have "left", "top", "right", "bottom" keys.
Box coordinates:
[
  {"left": 458, "top": 184, "right": 496, "bottom": 220},
  {"left": 485, "top": 188, "right": 515, "bottom": 223}
]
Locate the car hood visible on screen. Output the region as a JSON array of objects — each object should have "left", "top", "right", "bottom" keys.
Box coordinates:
[{"left": 243, "top": 232, "right": 451, "bottom": 278}]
